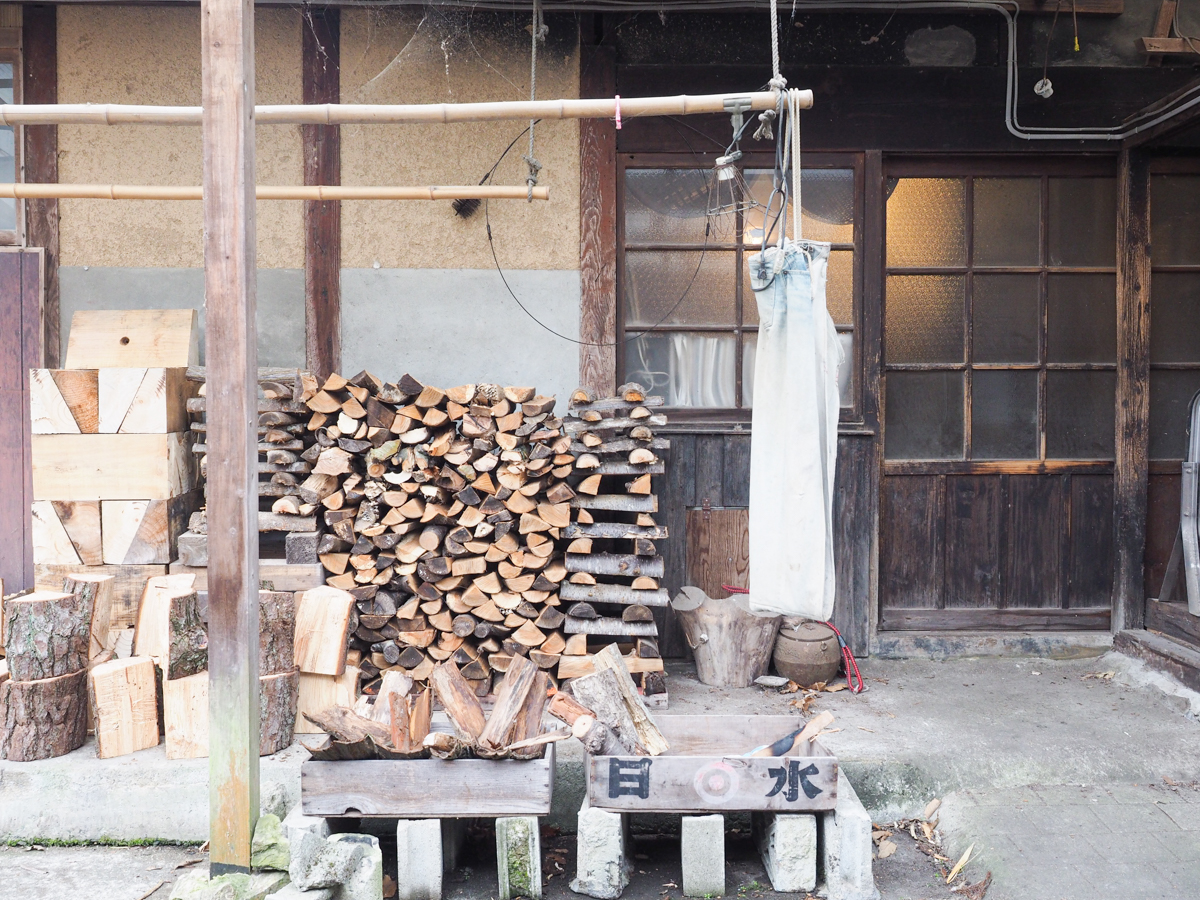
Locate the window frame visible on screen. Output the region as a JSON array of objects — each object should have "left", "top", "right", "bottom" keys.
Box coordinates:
[
  {"left": 881, "top": 155, "right": 1120, "bottom": 474},
  {"left": 616, "top": 150, "right": 865, "bottom": 428},
  {"left": 0, "top": 44, "right": 21, "bottom": 247}
]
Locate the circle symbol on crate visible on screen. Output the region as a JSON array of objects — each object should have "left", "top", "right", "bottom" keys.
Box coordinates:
[{"left": 693, "top": 761, "right": 739, "bottom": 805}]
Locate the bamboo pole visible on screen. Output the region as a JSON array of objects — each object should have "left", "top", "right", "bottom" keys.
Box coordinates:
[
  {"left": 0, "top": 90, "right": 803, "bottom": 126},
  {"left": 0, "top": 183, "right": 550, "bottom": 201}
]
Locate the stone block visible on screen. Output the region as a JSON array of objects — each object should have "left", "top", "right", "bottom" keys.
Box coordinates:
[
  {"left": 571, "top": 798, "right": 631, "bottom": 900},
  {"left": 442, "top": 818, "right": 468, "bottom": 872},
  {"left": 291, "top": 831, "right": 367, "bottom": 891},
  {"left": 283, "top": 803, "right": 331, "bottom": 850},
  {"left": 752, "top": 812, "right": 816, "bottom": 892},
  {"left": 261, "top": 783, "right": 293, "bottom": 820},
  {"left": 170, "top": 870, "right": 290, "bottom": 900},
  {"left": 331, "top": 833, "right": 383, "bottom": 900},
  {"left": 819, "top": 772, "right": 880, "bottom": 900},
  {"left": 268, "top": 886, "right": 334, "bottom": 900},
  {"left": 681, "top": 815, "right": 725, "bottom": 898},
  {"left": 497, "top": 816, "right": 542, "bottom": 900},
  {"left": 253, "top": 813, "right": 291, "bottom": 872},
  {"left": 396, "top": 818, "right": 443, "bottom": 900}
]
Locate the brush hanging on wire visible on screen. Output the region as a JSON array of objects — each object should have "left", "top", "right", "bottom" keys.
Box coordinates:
[{"left": 705, "top": 99, "right": 759, "bottom": 238}]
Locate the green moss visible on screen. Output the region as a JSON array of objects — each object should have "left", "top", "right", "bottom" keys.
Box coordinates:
[{"left": 4, "top": 838, "right": 204, "bottom": 848}]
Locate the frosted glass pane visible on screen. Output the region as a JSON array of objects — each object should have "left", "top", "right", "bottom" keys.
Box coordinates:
[
  {"left": 1046, "top": 371, "right": 1115, "bottom": 460},
  {"left": 974, "top": 178, "right": 1040, "bottom": 267},
  {"left": 886, "top": 178, "right": 966, "bottom": 267},
  {"left": 0, "top": 63, "right": 12, "bottom": 233},
  {"left": 625, "top": 251, "right": 736, "bottom": 327},
  {"left": 624, "top": 169, "right": 711, "bottom": 244},
  {"left": 743, "top": 249, "right": 853, "bottom": 327},
  {"left": 743, "top": 333, "right": 756, "bottom": 407},
  {"left": 626, "top": 332, "right": 736, "bottom": 408},
  {"left": 1048, "top": 178, "right": 1116, "bottom": 267},
  {"left": 744, "top": 168, "right": 855, "bottom": 246},
  {"left": 1046, "top": 274, "right": 1116, "bottom": 364},
  {"left": 1150, "top": 370, "right": 1200, "bottom": 459},
  {"left": 885, "top": 371, "right": 964, "bottom": 460},
  {"left": 972, "top": 370, "right": 1038, "bottom": 459},
  {"left": 973, "top": 274, "right": 1039, "bottom": 364},
  {"left": 885, "top": 275, "right": 965, "bottom": 364},
  {"left": 1152, "top": 176, "right": 1200, "bottom": 265},
  {"left": 1150, "top": 273, "right": 1200, "bottom": 364}
]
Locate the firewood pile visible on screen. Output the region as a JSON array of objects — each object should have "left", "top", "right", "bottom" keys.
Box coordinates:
[
  {"left": 177, "top": 366, "right": 323, "bottom": 566},
  {"left": 557, "top": 383, "right": 670, "bottom": 697},
  {"left": 298, "top": 372, "right": 576, "bottom": 694}
]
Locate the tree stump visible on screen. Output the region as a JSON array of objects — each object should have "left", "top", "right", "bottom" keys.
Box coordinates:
[
  {"left": 259, "top": 667, "right": 299, "bottom": 756},
  {"left": 259, "top": 591, "right": 295, "bottom": 677},
  {"left": 4, "top": 590, "right": 93, "bottom": 681},
  {"left": 62, "top": 573, "right": 116, "bottom": 659},
  {"left": 670, "top": 586, "right": 781, "bottom": 688},
  {"left": 0, "top": 669, "right": 88, "bottom": 760}
]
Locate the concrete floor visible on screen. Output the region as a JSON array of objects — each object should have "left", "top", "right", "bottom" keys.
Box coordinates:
[{"left": 2, "top": 648, "right": 1198, "bottom": 899}]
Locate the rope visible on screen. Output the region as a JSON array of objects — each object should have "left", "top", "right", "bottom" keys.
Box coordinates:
[
  {"left": 523, "top": 0, "right": 548, "bottom": 201},
  {"left": 754, "top": 0, "right": 786, "bottom": 141}
]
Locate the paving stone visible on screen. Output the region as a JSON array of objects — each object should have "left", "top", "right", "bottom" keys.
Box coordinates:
[
  {"left": 395, "top": 819, "right": 442, "bottom": 900},
  {"left": 252, "top": 814, "right": 291, "bottom": 872},
  {"left": 170, "top": 870, "right": 291, "bottom": 900},
  {"left": 1085, "top": 831, "right": 1183, "bottom": 864},
  {"left": 1161, "top": 803, "right": 1200, "bottom": 830},
  {"left": 752, "top": 812, "right": 815, "bottom": 893},
  {"left": 1100, "top": 802, "right": 1183, "bottom": 833},
  {"left": 1152, "top": 828, "right": 1200, "bottom": 861},
  {"left": 571, "top": 799, "right": 630, "bottom": 900},
  {"left": 681, "top": 815, "right": 725, "bottom": 898},
  {"left": 1005, "top": 831, "right": 1107, "bottom": 867},
  {"left": 1017, "top": 803, "right": 1112, "bottom": 835},
  {"left": 496, "top": 816, "right": 542, "bottom": 900}
]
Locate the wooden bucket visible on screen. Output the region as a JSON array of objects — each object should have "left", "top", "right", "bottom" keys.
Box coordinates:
[{"left": 670, "top": 586, "right": 780, "bottom": 688}]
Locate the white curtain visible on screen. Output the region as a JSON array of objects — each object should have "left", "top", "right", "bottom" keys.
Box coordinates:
[{"left": 746, "top": 239, "right": 842, "bottom": 620}]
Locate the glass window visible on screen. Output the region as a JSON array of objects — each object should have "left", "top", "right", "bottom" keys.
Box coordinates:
[
  {"left": 885, "top": 172, "right": 1116, "bottom": 461},
  {"left": 621, "top": 162, "right": 860, "bottom": 415},
  {"left": 0, "top": 61, "right": 16, "bottom": 237}
]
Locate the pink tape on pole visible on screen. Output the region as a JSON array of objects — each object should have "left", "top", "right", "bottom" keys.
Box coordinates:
[{"left": 614, "top": 95, "right": 622, "bottom": 130}]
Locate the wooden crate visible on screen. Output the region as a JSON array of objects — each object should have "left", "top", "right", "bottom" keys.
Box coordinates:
[
  {"left": 32, "top": 433, "right": 197, "bottom": 500},
  {"left": 301, "top": 741, "right": 555, "bottom": 818},
  {"left": 586, "top": 715, "right": 837, "bottom": 813}
]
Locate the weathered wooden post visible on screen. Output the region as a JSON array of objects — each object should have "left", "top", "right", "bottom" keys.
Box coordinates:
[{"left": 201, "top": 0, "right": 260, "bottom": 873}]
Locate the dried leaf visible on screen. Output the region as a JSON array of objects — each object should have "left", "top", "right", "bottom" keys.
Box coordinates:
[
  {"left": 811, "top": 681, "right": 827, "bottom": 692},
  {"left": 923, "top": 798, "right": 942, "bottom": 820},
  {"left": 824, "top": 683, "right": 847, "bottom": 693},
  {"left": 922, "top": 822, "right": 934, "bottom": 842},
  {"left": 877, "top": 839, "right": 898, "bottom": 859},
  {"left": 947, "top": 843, "right": 974, "bottom": 883},
  {"left": 780, "top": 681, "right": 801, "bottom": 694},
  {"left": 871, "top": 830, "right": 893, "bottom": 843}
]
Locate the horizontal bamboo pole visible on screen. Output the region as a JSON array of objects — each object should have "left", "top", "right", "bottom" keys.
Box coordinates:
[
  {"left": 0, "top": 184, "right": 550, "bottom": 201},
  {"left": 0, "top": 90, "right": 803, "bottom": 126}
]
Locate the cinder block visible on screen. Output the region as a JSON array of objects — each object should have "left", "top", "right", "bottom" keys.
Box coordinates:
[
  {"left": 819, "top": 773, "right": 880, "bottom": 900},
  {"left": 290, "top": 831, "right": 366, "bottom": 891},
  {"left": 396, "top": 819, "right": 443, "bottom": 900},
  {"left": 331, "top": 833, "right": 383, "bottom": 900},
  {"left": 497, "top": 816, "right": 542, "bottom": 900},
  {"left": 753, "top": 812, "right": 816, "bottom": 892},
  {"left": 681, "top": 815, "right": 725, "bottom": 898},
  {"left": 571, "top": 799, "right": 631, "bottom": 899}
]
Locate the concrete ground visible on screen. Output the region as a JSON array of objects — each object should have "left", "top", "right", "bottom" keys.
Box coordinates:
[{"left": 2, "top": 649, "right": 1198, "bottom": 900}]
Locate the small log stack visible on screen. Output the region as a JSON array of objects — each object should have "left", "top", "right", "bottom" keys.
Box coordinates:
[
  {"left": 178, "top": 366, "right": 323, "bottom": 566},
  {"left": 301, "top": 372, "right": 574, "bottom": 696},
  {"left": 558, "top": 383, "right": 670, "bottom": 699}
]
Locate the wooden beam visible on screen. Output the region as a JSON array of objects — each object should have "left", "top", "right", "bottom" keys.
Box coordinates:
[
  {"left": 303, "top": 7, "right": 341, "bottom": 383},
  {"left": 201, "top": 0, "right": 260, "bottom": 874},
  {"left": 1143, "top": 1, "right": 1179, "bottom": 67},
  {"left": 578, "top": 42, "right": 617, "bottom": 396},
  {"left": 22, "top": 6, "right": 58, "bottom": 368},
  {"left": 1136, "top": 37, "right": 1199, "bottom": 55},
  {"left": 1113, "top": 148, "right": 1152, "bottom": 634}
]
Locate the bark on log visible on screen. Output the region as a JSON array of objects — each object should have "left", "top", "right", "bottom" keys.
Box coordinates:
[
  {"left": 167, "top": 591, "right": 208, "bottom": 680},
  {"left": 61, "top": 574, "right": 115, "bottom": 659},
  {"left": 670, "top": 585, "right": 781, "bottom": 688},
  {"left": 4, "top": 591, "right": 93, "bottom": 682},
  {"left": 259, "top": 591, "right": 296, "bottom": 677},
  {"left": 0, "top": 669, "right": 88, "bottom": 761},
  {"left": 259, "top": 668, "right": 299, "bottom": 756}
]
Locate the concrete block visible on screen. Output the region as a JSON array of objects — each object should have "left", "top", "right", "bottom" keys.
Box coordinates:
[
  {"left": 283, "top": 804, "right": 331, "bottom": 850},
  {"left": 571, "top": 799, "right": 631, "bottom": 899},
  {"left": 497, "top": 816, "right": 543, "bottom": 900},
  {"left": 331, "top": 833, "right": 383, "bottom": 900},
  {"left": 819, "top": 773, "right": 880, "bottom": 900},
  {"left": 752, "top": 813, "right": 816, "bottom": 892},
  {"left": 286, "top": 532, "right": 320, "bottom": 565},
  {"left": 170, "top": 870, "right": 290, "bottom": 900},
  {"left": 262, "top": 783, "right": 293, "bottom": 820},
  {"left": 396, "top": 818, "right": 443, "bottom": 900},
  {"left": 268, "top": 886, "right": 334, "bottom": 900},
  {"left": 441, "top": 818, "right": 468, "bottom": 873},
  {"left": 681, "top": 815, "right": 725, "bottom": 898},
  {"left": 291, "top": 832, "right": 366, "bottom": 891},
  {"left": 252, "top": 814, "right": 291, "bottom": 872}
]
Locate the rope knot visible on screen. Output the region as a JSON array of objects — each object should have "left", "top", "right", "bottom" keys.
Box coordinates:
[
  {"left": 753, "top": 108, "right": 777, "bottom": 141},
  {"left": 768, "top": 74, "right": 788, "bottom": 92},
  {"left": 523, "top": 154, "right": 543, "bottom": 200}
]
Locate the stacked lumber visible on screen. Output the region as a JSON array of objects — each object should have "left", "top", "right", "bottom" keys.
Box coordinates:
[
  {"left": 31, "top": 310, "right": 203, "bottom": 632},
  {"left": 557, "top": 383, "right": 669, "bottom": 700},
  {"left": 177, "top": 366, "right": 323, "bottom": 567},
  {"left": 300, "top": 373, "right": 574, "bottom": 695}
]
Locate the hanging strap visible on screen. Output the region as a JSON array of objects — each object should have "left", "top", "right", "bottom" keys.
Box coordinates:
[
  {"left": 524, "top": 0, "right": 548, "bottom": 201},
  {"left": 790, "top": 88, "right": 803, "bottom": 243}
]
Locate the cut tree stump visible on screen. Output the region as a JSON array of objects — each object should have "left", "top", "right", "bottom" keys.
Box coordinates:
[
  {"left": 0, "top": 669, "right": 88, "bottom": 761},
  {"left": 3, "top": 590, "right": 93, "bottom": 682},
  {"left": 88, "top": 656, "right": 159, "bottom": 758},
  {"left": 670, "top": 586, "right": 781, "bottom": 688}
]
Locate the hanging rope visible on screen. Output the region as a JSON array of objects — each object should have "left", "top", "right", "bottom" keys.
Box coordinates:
[
  {"left": 524, "top": 0, "right": 548, "bottom": 201},
  {"left": 754, "top": 0, "right": 787, "bottom": 141},
  {"left": 790, "top": 88, "right": 803, "bottom": 243}
]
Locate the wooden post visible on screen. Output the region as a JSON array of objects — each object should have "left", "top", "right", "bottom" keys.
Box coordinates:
[
  {"left": 22, "top": 6, "right": 59, "bottom": 368},
  {"left": 577, "top": 41, "right": 617, "bottom": 396},
  {"left": 1113, "top": 148, "right": 1152, "bottom": 633},
  {"left": 201, "top": 0, "right": 260, "bottom": 874},
  {"left": 302, "top": 7, "right": 341, "bottom": 383}
]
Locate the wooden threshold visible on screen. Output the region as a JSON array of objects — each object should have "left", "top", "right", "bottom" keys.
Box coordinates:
[
  {"left": 1146, "top": 599, "right": 1200, "bottom": 648},
  {"left": 880, "top": 607, "right": 1112, "bottom": 631}
]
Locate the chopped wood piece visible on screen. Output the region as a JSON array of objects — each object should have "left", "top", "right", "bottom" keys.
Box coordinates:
[
  {"left": 428, "top": 662, "right": 487, "bottom": 741},
  {"left": 478, "top": 654, "right": 539, "bottom": 752},
  {"left": 1, "top": 669, "right": 89, "bottom": 761},
  {"left": 631, "top": 576, "right": 660, "bottom": 590},
  {"left": 535, "top": 607, "right": 566, "bottom": 631},
  {"left": 626, "top": 474, "right": 652, "bottom": 495},
  {"left": 540, "top": 631, "right": 567, "bottom": 655},
  {"left": 591, "top": 643, "right": 669, "bottom": 755},
  {"left": 629, "top": 448, "right": 657, "bottom": 465},
  {"left": 622, "top": 604, "right": 655, "bottom": 623},
  {"left": 512, "top": 620, "right": 547, "bottom": 648},
  {"left": 61, "top": 573, "right": 115, "bottom": 659},
  {"left": 557, "top": 654, "right": 664, "bottom": 680},
  {"left": 296, "top": 667, "right": 360, "bottom": 734},
  {"left": 567, "top": 602, "right": 598, "bottom": 619},
  {"left": 563, "top": 633, "right": 588, "bottom": 656},
  {"left": 568, "top": 668, "right": 646, "bottom": 755},
  {"left": 3, "top": 590, "right": 92, "bottom": 681},
  {"left": 567, "top": 537, "right": 593, "bottom": 554},
  {"left": 569, "top": 572, "right": 597, "bottom": 585},
  {"left": 294, "top": 586, "right": 356, "bottom": 676},
  {"left": 89, "top": 656, "right": 159, "bottom": 758},
  {"left": 636, "top": 638, "right": 661, "bottom": 659}
]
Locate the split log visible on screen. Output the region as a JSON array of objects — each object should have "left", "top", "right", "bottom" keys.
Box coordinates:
[
  {"left": 303, "top": 704, "right": 393, "bottom": 747},
  {"left": 61, "top": 573, "right": 116, "bottom": 659},
  {"left": 294, "top": 586, "right": 356, "bottom": 676},
  {"left": 259, "top": 591, "right": 296, "bottom": 677},
  {"left": 478, "top": 654, "right": 539, "bottom": 751},
  {"left": 429, "top": 662, "right": 487, "bottom": 742},
  {"left": 0, "top": 669, "right": 89, "bottom": 761},
  {"left": 507, "top": 670, "right": 551, "bottom": 759},
  {"left": 259, "top": 668, "right": 300, "bottom": 756},
  {"left": 166, "top": 590, "right": 208, "bottom": 680},
  {"left": 568, "top": 668, "right": 647, "bottom": 755},
  {"left": 3, "top": 590, "right": 92, "bottom": 682},
  {"left": 297, "top": 667, "right": 360, "bottom": 734},
  {"left": 163, "top": 671, "right": 209, "bottom": 759},
  {"left": 591, "top": 643, "right": 669, "bottom": 756},
  {"left": 132, "top": 574, "right": 197, "bottom": 668},
  {"left": 88, "top": 656, "right": 160, "bottom": 758}
]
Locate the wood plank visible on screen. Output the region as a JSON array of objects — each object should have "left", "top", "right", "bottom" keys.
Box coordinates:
[
  {"left": 577, "top": 42, "right": 617, "bottom": 397},
  {"left": 1144, "top": 474, "right": 1181, "bottom": 598},
  {"left": 303, "top": 6, "right": 341, "bottom": 383},
  {"left": 29, "top": 369, "right": 80, "bottom": 434},
  {"left": 52, "top": 500, "right": 103, "bottom": 566},
  {"left": 944, "top": 476, "right": 1003, "bottom": 609},
  {"left": 168, "top": 561, "right": 325, "bottom": 593},
  {"left": 97, "top": 368, "right": 147, "bottom": 433},
  {"left": 685, "top": 507, "right": 749, "bottom": 599},
  {"left": 164, "top": 670, "right": 209, "bottom": 760},
  {"left": 295, "top": 586, "right": 355, "bottom": 676},
  {"left": 1070, "top": 475, "right": 1116, "bottom": 609},
  {"left": 101, "top": 492, "right": 199, "bottom": 565},
  {"left": 1114, "top": 149, "right": 1152, "bottom": 632},
  {"left": 1147, "top": 599, "right": 1200, "bottom": 647},
  {"left": 120, "top": 368, "right": 195, "bottom": 433},
  {"left": 722, "top": 433, "right": 752, "bottom": 507},
  {"left": 659, "top": 433, "right": 695, "bottom": 658},
  {"left": 32, "top": 433, "right": 196, "bottom": 500},
  {"left": 559, "top": 582, "right": 670, "bottom": 606},
  {"left": 879, "top": 475, "right": 944, "bottom": 610},
  {"left": 831, "top": 437, "right": 874, "bottom": 657},
  {"left": 31, "top": 500, "right": 82, "bottom": 565},
  {"left": 879, "top": 607, "right": 1112, "bottom": 631},
  {"left": 35, "top": 563, "right": 169, "bottom": 630},
  {"left": 1143, "top": 0, "right": 1179, "bottom": 66},
  {"left": 49, "top": 369, "right": 99, "bottom": 433},
  {"left": 694, "top": 434, "right": 725, "bottom": 508},
  {"left": 65, "top": 309, "right": 199, "bottom": 369},
  {"left": 1005, "top": 476, "right": 1068, "bottom": 609},
  {"left": 302, "top": 747, "right": 555, "bottom": 817},
  {"left": 1137, "top": 37, "right": 1199, "bottom": 55}
]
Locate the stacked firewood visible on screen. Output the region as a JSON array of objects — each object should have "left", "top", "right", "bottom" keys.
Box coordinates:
[
  {"left": 300, "top": 372, "right": 575, "bottom": 694},
  {"left": 558, "top": 384, "right": 670, "bottom": 697},
  {"left": 179, "top": 367, "right": 322, "bottom": 564}
]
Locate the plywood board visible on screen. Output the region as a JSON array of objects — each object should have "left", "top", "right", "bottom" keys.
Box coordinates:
[
  {"left": 65, "top": 309, "right": 200, "bottom": 369},
  {"left": 296, "top": 666, "right": 359, "bottom": 734},
  {"left": 685, "top": 507, "right": 750, "bottom": 598},
  {"left": 164, "top": 670, "right": 209, "bottom": 760},
  {"left": 88, "top": 655, "right": 159, "bottom": 758},
  {"left": 35, "top": 563, "right": 169, "bottom": 629},
  {"left": 294, "top": 586, "right": 354, "bottom": 676},
  {"left": 32, "top": 432, "right": 196, "bottom": 500},
  {"left": 101, "top": 492, "right": 198, "bottom": 565}
]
